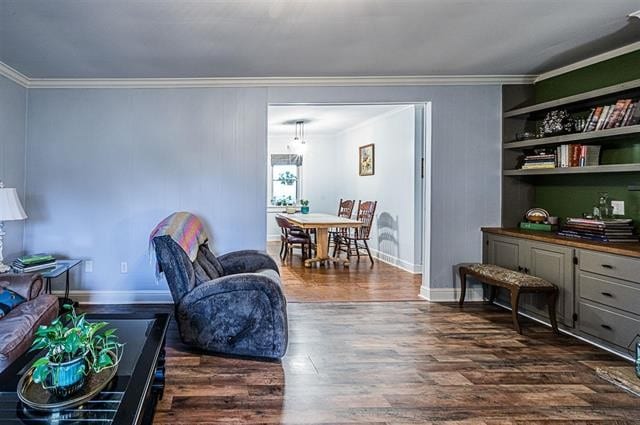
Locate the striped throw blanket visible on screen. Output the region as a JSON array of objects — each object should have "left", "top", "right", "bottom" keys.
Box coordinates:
[{"left": 149, "top": 212, "right": 209, "bottom": 263}]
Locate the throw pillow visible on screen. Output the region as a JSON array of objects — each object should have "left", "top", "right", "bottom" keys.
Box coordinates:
[{"left": 0, "top": 288, "right": 26, "bottom": 319}]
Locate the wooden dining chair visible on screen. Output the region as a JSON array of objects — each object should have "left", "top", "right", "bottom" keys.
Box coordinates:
[
  {"left": 334, "top": 200, "right": 377, "bottom": 265},
  {"left": 328, "top": 198, "right": 355, "bottom": 251},
  {"left": 275, "top": 216, "right": 313, "bottom": 261}
]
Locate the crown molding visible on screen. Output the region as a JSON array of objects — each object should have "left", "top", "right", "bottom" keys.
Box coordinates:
[
  {"left": 535, "top": 41, "right": 640, "bottom": 83},
  {"left": 0, "top": 61, "right": 536, "bottom": 88},
  {"left": 0, "top": 62, "right": 29, "bottom": 87},
  {"left": 25, "top": 74, "right": 536, "bottom": 89}
]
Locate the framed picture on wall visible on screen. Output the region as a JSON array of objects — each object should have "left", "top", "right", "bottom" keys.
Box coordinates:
[{"left": 359, "top": 143, "right": 375, "bottom": 176}]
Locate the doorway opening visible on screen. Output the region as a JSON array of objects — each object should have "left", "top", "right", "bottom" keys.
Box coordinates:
[{"left": 266, "top": 103, "right": 431, "bottom": 301}]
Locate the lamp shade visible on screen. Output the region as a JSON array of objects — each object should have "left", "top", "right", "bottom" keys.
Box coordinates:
[{"left": 0, "top": 188, "right": 27, "bottom": 221}]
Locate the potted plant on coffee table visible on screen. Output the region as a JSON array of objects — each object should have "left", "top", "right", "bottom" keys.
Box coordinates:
[{"left": 29, "top": 305, "right": 124, "bottom": 398}]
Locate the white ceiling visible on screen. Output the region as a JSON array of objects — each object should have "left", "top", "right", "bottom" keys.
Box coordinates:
[
  {"left": 0, "top": 1, "right": 639, "bottom": 79},
  {"left": 268, "top": 104, "right": 408, "bottom": 136}
]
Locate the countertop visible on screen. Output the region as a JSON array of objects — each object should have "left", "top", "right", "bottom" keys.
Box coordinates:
[{"left": 482, "top": 227, "right": 640, "bottom": 259}]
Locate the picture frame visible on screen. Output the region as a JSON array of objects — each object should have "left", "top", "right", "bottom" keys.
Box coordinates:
[{"left": 359, "top": 143, "right": 375, "bottom": 176}]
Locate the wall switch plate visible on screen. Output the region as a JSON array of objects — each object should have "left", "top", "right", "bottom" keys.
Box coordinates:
[
  {"left": 85, "top": 260, "right": 93, "bottom": 273},
  {"left": 120, "top": 262, "right": 128, "bottom": 274},
  {"left": 612, "top": 200, "right": 625, "bottom": 216}
]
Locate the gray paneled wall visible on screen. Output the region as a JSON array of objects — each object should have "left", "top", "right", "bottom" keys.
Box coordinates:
[
  {"left": 23, "top": 84, "right": 501, "bottom": 300},
  {"left": 25, "top": 88, "right": 268, "bottom": 295},
  {"left": 0, "top": 75, "right": 27, "bottom": 259}
]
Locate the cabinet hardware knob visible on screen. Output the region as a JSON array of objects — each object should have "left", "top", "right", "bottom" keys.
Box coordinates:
[
  {"left": 601, "top": 264, "right": 614, "bottom": 269},
  {"left": 600, "top": 324, "right": 612, "bottom": 330},
  {"left": 601, "top": 292, "right": 613, "bottom": 297}
]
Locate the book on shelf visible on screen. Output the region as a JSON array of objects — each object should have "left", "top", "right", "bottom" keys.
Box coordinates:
[
  {"left": 554, "top": 144, "right": 600, "bottom": 168},
  {"left": 583, "top": 99, "right": 637, "bottom": 132}
]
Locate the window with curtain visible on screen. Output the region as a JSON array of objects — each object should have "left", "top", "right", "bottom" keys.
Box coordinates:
[{"left": 271, "top": 154, "right": 302, "bottom": 206}]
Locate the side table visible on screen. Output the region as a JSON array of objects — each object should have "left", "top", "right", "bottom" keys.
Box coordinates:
[{"left": 41, "top": 259, "right": 82, "bottom": 307}]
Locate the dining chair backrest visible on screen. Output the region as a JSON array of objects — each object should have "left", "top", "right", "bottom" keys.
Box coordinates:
[
  {"left": 337, "top": 199, "right": 355, "bottom": 219},
  {"left": 275, "top": 216, "right": 294, "bottom": 235},
  {"left": 355, "top": 200, "right": 377, "bottom": 240}
]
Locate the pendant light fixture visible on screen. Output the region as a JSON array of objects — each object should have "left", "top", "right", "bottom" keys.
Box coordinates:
[{"left": 290, "top": 120, "right": 307, "bottom": 154}]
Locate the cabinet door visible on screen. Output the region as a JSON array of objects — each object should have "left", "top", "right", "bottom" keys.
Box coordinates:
[
  {"left": 521, "top": 241, "right": 574, "bottom": 327},
  {"left": 486, "top": 235, "right": 520, "bottom": 271},
  {"left": 486, "top": 235, "right": 523, "bottom": 306}
]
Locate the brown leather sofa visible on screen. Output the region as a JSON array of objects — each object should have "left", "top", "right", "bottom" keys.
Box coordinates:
[{"left": 0, "top": 273, "right": 59, "bottom": 372}]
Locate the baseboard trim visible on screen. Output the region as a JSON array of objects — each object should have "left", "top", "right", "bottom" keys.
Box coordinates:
[
  {"left": 53, "top": 290, "right": 173, "bottom": 305},
  {"left": 419, "top": 284, "right": 485, "bottom": 302},
  {"left": 370, "top": 248, "right": 422, "bottom": 274}
]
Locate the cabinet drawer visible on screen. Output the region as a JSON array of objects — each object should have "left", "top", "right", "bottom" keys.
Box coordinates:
[
  {"left": 579, "top": 272, "right": 640, "bottom": 316},
  {"left": 579, "top": 250, "right": 640, "bottom": 283},
  {"left": 579, "top": 301, "right": 640, "bottom": 349}
]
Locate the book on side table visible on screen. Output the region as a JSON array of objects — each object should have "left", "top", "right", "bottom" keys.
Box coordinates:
[{"left": 11, "top": 254, "right": 57, "bottom": 273}]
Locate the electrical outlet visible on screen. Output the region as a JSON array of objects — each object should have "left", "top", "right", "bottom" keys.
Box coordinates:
[
  {"left": 85, "top": 260, "right": 93, "bottom": 273},
  {"left": 120, "top": 262, "right": 128, "bottom": 274},
  {"left": 612, "top": 200, "right": 625, "bottom": 216}
]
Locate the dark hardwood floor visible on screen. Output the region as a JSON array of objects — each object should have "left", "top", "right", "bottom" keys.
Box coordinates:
[{"left": 82, "top": 247, "right": 640, "bottom": 424}]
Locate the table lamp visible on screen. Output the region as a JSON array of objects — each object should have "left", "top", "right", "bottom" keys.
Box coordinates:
[{"left": 0, "top": 181, "right": 27, "bottom": 273}]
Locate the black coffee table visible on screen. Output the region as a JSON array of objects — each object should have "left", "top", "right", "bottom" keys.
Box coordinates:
[{"left": 0, "top": 313, "right": 170, "bottom": 424}]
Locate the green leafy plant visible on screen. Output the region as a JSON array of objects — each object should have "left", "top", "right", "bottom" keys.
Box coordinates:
[
  {"left": 277, "top": 171, "right": 297, "bottom": 186},
  {"left": 30, "top": 305, "right": 124, "bottom": 386},
  {"left": 274, "top": 195, "right": 295, "bottom": 206},
  {"left": 299, "top": 199, "right": 309, "bottom": 206}
]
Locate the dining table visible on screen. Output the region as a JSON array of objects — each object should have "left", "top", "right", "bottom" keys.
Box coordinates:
[{"left": 277, "top": 212, "right": 362, "bottom": 267}]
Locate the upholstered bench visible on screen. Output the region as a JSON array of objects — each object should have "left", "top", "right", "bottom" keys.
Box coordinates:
[{"left": 458, "top": 263, "right": 559, "bottom": 335}]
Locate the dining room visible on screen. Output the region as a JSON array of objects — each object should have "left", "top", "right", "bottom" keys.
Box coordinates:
[{"left": 266, "top": 103, "right": 426, "bottom": 298}]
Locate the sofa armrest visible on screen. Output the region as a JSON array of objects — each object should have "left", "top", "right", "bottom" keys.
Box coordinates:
[
  {"left": 217, "top": 250, "right": 279, "bottom": 276},
  {"left": 0, "top": 273, "right": 43, "bottom": 300}
]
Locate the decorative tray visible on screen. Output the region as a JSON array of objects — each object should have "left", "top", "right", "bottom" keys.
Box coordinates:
[{"left": 17, "top": 352, "right": 118, "bottom": 412}]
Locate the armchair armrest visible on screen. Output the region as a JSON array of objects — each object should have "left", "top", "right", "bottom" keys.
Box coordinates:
[
  {"left": 217, "top": 250, "right": 279, "bottom": 276},
  {"left": 179, "top": 272, "right": 284, "bottom": 310},
  {"left": 0, "top": 273, "right": 43, "bottom": 300}
]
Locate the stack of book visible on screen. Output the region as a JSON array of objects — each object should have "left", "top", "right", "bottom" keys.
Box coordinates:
[
  {"left": 12, "top": 253, "right": 57, "bottom": 272},
  {"left": 583, "top": 99, "right": 640, "bottom": 132},
  {"left": 558, "top": 218, "right": 638, "bottom": 243},
  {"left": 555, "top": 145, "right": 601, "bottom": 168},
  {"left": 521, "top": 153, "right": 556, "bottom": 170}
]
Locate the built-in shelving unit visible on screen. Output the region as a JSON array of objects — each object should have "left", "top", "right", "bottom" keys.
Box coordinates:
[
  {"left": 502, "top": 79, "right": 640, "bottom": 179},
  {"left": 501, "top": 79, "right": 640, "bottom": 227}
]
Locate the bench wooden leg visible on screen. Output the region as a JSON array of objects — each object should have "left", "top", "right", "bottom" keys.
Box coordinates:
[
  {"left": 489, "top": 285, "right": 497, "bottom": 303},
  {"left": 510, "top": 288, "right": 522, "bottom": 334},
  {"left": 547, "top": 289, "right": 560, "bottom": 335},
  {"left": 458, "top": 268, "right": 467, "bottom": 307}
]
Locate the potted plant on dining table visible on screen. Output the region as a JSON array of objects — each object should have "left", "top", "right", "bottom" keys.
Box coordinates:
[{"left": 300, "top": 199, "right": 310, "bottom": 214}]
